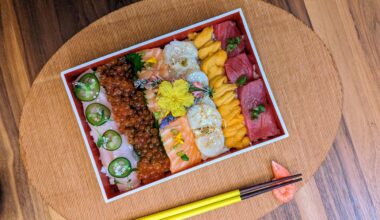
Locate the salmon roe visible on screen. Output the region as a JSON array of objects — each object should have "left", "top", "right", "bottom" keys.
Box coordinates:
[{"left": 97, "top": 57, "right": 170, "bottom": 184}]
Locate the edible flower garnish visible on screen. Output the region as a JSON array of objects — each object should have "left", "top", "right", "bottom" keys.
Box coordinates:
[
  {"left": 174, "top": 132, "right": 184, "bottom": 145},
  {"left": 134, "top": 77, "right": 162, "bottom": 89},
  {"left": 226, "top": 36, "right": 241, "bottom": 52},
  {"left": 189, "top": 82, "right": 213, "bottom": 98},
  {"left": 171, "top": 129, "right": 184, "bottom": 150},
  {"left": 144, "top": 57, "right": 157, "bottom": 68},
  {"left": 159, "top": 114, "right": 175, "bottom": 129},
  {"left": 157, "top": 79, "right": 194, "bottom": 117},
  {"left": 251, "top": 104, "right": 265, "bottom": 119}
]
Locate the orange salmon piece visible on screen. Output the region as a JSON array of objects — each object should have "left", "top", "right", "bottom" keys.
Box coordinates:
[
  {"left": 160, "top": 117, "right": 202, "bottom": 173},
  {"left": 138, "top": 48, "right": 173, "bottom": 80},
  {"left": 144, "top": 88, "right": 159, "bottom": 113}
]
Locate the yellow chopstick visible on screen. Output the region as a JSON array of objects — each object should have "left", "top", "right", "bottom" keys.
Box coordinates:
[
  {"left": 138, "top": 175, "right": 302, "bottom": 220},
  {"left": 137, "top": 190, "right": 240, "bottom": 220},
  {"left": 162, "top": 196, "right": 241, "bottom": 220}
]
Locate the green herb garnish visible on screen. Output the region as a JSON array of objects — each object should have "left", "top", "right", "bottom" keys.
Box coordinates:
[
  {"left": 176, "top": 151, "right": 189, "bottom": 161},
  {"left": 96, "top": 136, "right": 105, "bottom": 148},
  {"left": 226, "top": 37, "right": 241, "bottom": 52},
  {"left": 208, "top": 87, "right": 214, "bottom": 98},
  {"left": 236, "top": 75, "right": 248, "bottom": 86},
  {"left": 171, "top": 129, "right": 179, "bottom": 135},
  {"left": 251, "top": 104, "right": 266, "bottom": 119},
  {"left": 181, "top": 154, "right": 189, "bottom": 161},
  {"left": 173, "top": 143, "right": 181, "bottom": 150},
  {"left": 153, "top": 115, "right": 159, "bottom": 129},
  {"left": 99, "top": 109, "right": 112, "bottom": 123},
  {"left": 74, "top": 82, "right": 90, "bottom": 91},
  {"left": 99, "top": 109, "right": 105, "bottom": 121},
  {"left": 126, "top": 53, "right": 145, "bottom": 73},
  {"left": 189, "top": 86, "right": 204, "bottom": 92},
  {"left": 74, "top": 81, "right": 94, "bottom": 97},
  {"left": 153, "top": 112, "right": 161, "bottom": 120},
  {"left": 189, "top": 85, "right": 213, "bottom": 97}
]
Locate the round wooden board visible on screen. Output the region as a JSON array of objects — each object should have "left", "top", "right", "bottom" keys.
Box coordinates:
[{"left": 19, "top": 0, "right": 342, "bottom": 219}]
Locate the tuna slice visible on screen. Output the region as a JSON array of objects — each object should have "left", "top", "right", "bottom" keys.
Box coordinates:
[
  {"left": 247, "top": 53, "right": 260, "bottom": 79},
  {"left": 160, "top": 117, "right": 202, "bottom": 173},
  {"left": 225, "top": 53, "right": 254, "bottom": 83},
  {"left": 213, "top": 21, "right": 245, "bottom": 57},
  {"left": 238, "top": 79, "right": 280, "bottom": 141}
]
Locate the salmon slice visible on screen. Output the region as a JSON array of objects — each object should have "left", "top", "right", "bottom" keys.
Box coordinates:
[
  {"left": 271, "top": 161, "right": 296, "bottom": 203},
  {"left": 160, "top": 117, "right": 202, "bottom": 173},
  {"left": 144, "top": 88, "right": 160, "bottom": 113},
  {"left": 139, "top": 48, "right": 173, "bottom": 80}
]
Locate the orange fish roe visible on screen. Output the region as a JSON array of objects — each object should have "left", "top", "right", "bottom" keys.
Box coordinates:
[{"left": 97, "top": 58, "right": 170, "bottom": 184}]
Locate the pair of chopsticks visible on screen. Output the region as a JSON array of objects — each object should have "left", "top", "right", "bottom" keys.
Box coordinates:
[{"left": 138, "top": 174, "right": 302, "bottom": 220}]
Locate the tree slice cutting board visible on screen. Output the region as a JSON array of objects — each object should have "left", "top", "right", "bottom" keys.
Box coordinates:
[{"left": 19, "top": 0, "right": 343, "bottom": 219}]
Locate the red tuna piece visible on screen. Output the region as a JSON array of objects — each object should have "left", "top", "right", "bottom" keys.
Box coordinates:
[
  {"left": 247, "top": 53, "right": 260, "bottom": 79},
  {"left": 225, "top": 53, "right": 254, "bottom": 83},
  {"left": 238, "top": 80, "right": 280, "bottom": 141},
  {"left": 213, "top": 21, "right": 245, "bottom": 57}
]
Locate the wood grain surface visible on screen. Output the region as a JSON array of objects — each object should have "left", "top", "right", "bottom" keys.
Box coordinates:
[{"left": 0, "top": 0, "right": 378, "bottom": 220}]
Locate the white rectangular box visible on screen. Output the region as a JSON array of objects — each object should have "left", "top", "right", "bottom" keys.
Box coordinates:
[{"left": 61, "top": 8, "right": 288, "bottom": 203}]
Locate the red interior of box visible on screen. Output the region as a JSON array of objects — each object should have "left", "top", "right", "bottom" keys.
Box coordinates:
[{"left": 63, "top": 11, "right": 285, "bottom": 200}]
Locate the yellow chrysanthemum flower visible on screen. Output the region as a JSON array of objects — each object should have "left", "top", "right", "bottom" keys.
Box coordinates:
[{"left": 158, "top": 79, "right": 194, "bottom": 117}]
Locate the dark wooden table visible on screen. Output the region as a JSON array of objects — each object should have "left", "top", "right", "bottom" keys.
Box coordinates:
[{"left": 0, "top": 0, "right": 379, "bottom": 219}]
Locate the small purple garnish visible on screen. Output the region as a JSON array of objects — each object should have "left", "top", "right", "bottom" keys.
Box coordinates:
[{"left": 160, "top": 114, "right": 176, "bottom": 129}]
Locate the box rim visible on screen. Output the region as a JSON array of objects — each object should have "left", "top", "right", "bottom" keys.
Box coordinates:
[{"left": 61, "top": 8, "right": 289, "bottom": 203}]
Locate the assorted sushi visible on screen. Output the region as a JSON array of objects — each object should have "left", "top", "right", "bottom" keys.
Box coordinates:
[{"left": 69, "top": 17, "right": 284, "bottom": 197}]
